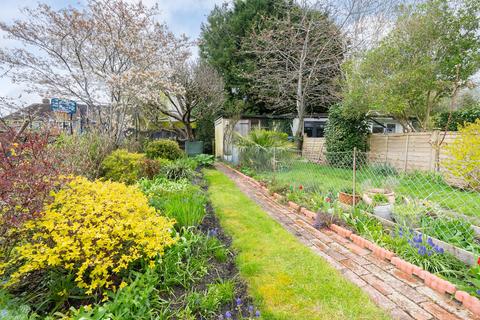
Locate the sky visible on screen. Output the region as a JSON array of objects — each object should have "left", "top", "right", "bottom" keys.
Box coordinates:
[{"left": 0, "top": 0, "right": 225, "bottom": 105}]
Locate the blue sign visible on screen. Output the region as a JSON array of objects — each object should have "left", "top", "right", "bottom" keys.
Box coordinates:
[{"left": 50, "top": 98, "right": 77, "bottom": 114}]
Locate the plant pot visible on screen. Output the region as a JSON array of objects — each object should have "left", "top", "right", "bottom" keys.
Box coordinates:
[
  {"left": 338, "top": 192, "right": 361, "bottom": 205},
  {"left": 373, "top": 204, "right": 393, "bottom": 220},
  {"left": 362, "top": 188, "right": 395, "bottom": 205}
]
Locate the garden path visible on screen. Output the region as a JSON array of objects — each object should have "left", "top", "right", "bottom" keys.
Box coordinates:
[{"left": 216, "top": 163, "right": 478, "bottom": 320}]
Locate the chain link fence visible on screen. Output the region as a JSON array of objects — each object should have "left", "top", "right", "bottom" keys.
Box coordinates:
[{"left": 232, "top": 145, "right": 480, "bottom": 264}]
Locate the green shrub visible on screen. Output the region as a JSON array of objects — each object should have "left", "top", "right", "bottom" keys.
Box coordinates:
[
  {"left": 175, "top": 157, "right": 199, "bottom": 170},
  {"left": 324, "top": 104, "right": 369, "bottom": 168},
  {"left": 145, "top": 139, "right": 184, "bottom": 160},
  {"left": 236, "top": 129, "right": 293, "bottom": 172},
  {"left": 434, "top": 105, "right": 480, "bottom": 131},
  {"left": 162, "top": 160, "right": 197, "bottom": 181},
  {"left": 193, "top": 154, "right": 215, "bottom": 167},
  {"left": 101, "top": 149, "right": 146, "bottom": 184}
]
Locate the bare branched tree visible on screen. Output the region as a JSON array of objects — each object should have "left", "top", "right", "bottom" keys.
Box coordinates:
[
  {"left": 242, "top": 0, "right": 406, "bottom": 146},
  {"left": 134, "top": 59, "right": 225, "bottom": 141},
  {"left": 0, "top": 0, "right": 190, "bottom": 142}
]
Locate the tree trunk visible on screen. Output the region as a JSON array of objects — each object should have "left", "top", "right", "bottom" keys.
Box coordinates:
[{"left": 184, "top": 122, "right": 195, "bottom": 141}]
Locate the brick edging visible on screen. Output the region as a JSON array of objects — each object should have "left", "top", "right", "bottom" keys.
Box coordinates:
[{"left": 219, "top": 163, "right": 480, "bottom": 317}]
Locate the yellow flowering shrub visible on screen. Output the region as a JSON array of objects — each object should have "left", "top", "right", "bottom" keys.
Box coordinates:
[
  {"left": 1, "top": 177, "right": 177, "bottom": 295},
  {"left": 444, "top": 119, "right": 480, "bottom": 190}
]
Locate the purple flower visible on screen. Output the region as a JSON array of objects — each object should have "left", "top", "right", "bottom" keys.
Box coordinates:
[
  {"left": 248, "top": 305, "right": 254, "bottom": 313},
  {"left": 476, "top": 289, "right": 480, "bottom": 295},
  {"left": 427, "top": 238, "right": 434, "bottom": 247},
  {"left": 236, "top": 298, "right": 242, "bottom": 306},
  {"left": 255, "top": 310, "right": 261, "bottom": 317},
  {"left": 225, "top": 311, "right": 232, "bottom": 318}
]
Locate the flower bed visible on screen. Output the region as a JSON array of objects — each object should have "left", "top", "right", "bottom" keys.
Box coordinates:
[{"left": 0, "top": 146, "right": 260, "bottom": 319}]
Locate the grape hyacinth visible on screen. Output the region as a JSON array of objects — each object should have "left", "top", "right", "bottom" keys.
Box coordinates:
[{"left": 396, "top": 227, "right": 445, "bottom": 257}]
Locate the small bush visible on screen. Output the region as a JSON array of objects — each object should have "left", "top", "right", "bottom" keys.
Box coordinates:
[
  {"left": 145, "top": 139, "right": 184, "bottom": 160},
  {"left": 101, "top": 149, "right": 163, "bottom": 184},
  {"left": 162, "top": 160, "right": 197, "bottom": 181},
  {"left": 1, "top": 177, "right": 177, "bottom": 296},
  {"left": 193, "top": 154, "right": 215, "bottom": 167}
]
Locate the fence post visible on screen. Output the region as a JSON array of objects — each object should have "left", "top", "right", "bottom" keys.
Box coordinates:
[
  {"left": 272, "top": 147, "right": 277, "bottom": 184},
  {"left": 404, "top": 133, "right": 410, "bottom": 172},
  {"left": 352, "top": 147, "right": 357, "bottom": 208}
]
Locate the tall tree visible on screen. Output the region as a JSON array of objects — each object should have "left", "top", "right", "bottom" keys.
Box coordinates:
[
  {"left": 199, "top": 0, "right": 291, "bottom": 114},
  {"left": 242, "top": 1, "right": 344, "bottom": 144},
  {"left": 0, "top": 0, "right": 189, "bottom": 142},
  {"left": 132, "top": 59, "right": 225, "bottom": 141},
  {"left": 343, "top": 0, "right": 480, "bottom": 131}
]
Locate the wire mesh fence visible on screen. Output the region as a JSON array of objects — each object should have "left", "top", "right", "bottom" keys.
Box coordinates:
[{"left": 231, "top": 145, "right": 480, "bottom": 262}]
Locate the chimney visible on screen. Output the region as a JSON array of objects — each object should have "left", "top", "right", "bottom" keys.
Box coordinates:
[{"left": 42, "top": 98, "right": 50, "bottom": 104}]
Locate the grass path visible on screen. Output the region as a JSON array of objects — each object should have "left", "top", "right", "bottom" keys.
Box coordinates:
[{"left": 204, "top": 169, "right": 389, "bottom": 320}]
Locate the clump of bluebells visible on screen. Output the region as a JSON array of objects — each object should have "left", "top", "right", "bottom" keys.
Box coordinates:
[{"left": 218, "top": 297, "right": 261, "bottom": 319}]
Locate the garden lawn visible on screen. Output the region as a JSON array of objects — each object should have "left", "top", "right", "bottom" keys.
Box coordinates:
[{"left": 204, "top": 169, "right": 389, "bottom": 320}]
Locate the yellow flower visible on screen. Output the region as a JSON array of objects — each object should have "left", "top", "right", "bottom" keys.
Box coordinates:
[{"left": 119, "top": 281, "right": 127, "bottom": 289}]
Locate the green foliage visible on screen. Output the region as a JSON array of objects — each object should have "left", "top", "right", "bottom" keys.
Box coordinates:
[
  {"left": 0, "top": 290, "right": 37, "bottom": 320},
  {"left": 69, "top": 230, "right": 230, "bottom": 319},
  {"left": 101, "top": 149, "right": 162, "bottom": 184},
  {"left": 161, "top": 159, "right": 197, "bottom": 181},
  {"left": 343, "top": 0, "right": 480, "bottom": 130},
  {"left": 372, "top": 194, "right": 389, "bottom": 205},
  {"left": 193, "top": 154, "right": 215, "bottom": 167},
  {"left": 236, "top": 129, "right": 293, "bottom": 172},
  {"left": 200, "top": 0, "right": 290, "bottom": 113},
  {"left": 386, "top": 230, "right": 466, "bottom": 278},
  {"left": 392, "top": 202, "right": 428, "bottom": 227},
  {"left": 161, "top": 191, "right": 207, "bottom": 229},
  {"left": 420, "top": 216, "right": 480, "bottom": 254},
  {"left": 70, "top": 269, "right": 162, "bottom": 320},
  {"left": 434, "top": 105, "right": 480, "bottom": 131},
  {"left": 324, "top": 105, "right": 369, "bottom": 167},
  {"left": 185, "top": 280, "right": 235, "bottom": 318},
  {"left": 368, "top": 163, "right": 397, "bottom": 176},
  {"left": 144, "top": 139, "right": 184, "bottom": 160},
  {"left": 138, "top": 177, "right": 193, "bottom": 198}
]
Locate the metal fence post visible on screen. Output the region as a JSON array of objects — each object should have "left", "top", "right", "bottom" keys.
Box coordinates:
[
  {"left": 272, "top": 147, "right": 277, "bottom": 184},
  {"left": 352, "top": 147, "right": 357, "bottom": 208}
]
